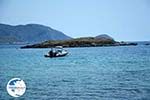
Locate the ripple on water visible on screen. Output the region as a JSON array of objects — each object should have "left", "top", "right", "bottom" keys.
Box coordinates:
[{"left": 0, "top": 46, "right": 150, "bottom": 99}]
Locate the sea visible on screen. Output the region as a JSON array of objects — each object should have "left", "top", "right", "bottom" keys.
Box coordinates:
[{"left": 0, "top": 45, "right": 150, "bottom": 100}]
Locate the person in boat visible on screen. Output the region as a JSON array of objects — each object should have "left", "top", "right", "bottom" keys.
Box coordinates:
[
  {"left": 45, "top": 46, "right": 68, "bottom": 57},
  {"left": 49, "top": 48, "right": 59, "bottom": 57},
  {"left": 48, "top": 48, "right": 54, "bottom": 57}
]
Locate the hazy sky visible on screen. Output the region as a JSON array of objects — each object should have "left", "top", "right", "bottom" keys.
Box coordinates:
[{"left": 0, "top": 0, "right": 150, "bottom": 41}]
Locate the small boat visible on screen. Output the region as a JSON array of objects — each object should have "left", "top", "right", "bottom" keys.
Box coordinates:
[{"left": 44, "top": 46, "right": 68, "bottom": 58}]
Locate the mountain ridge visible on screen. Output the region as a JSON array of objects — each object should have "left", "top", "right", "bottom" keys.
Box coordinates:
[{"left": 0, "top": 23, "right": 72, "bottom": 44}]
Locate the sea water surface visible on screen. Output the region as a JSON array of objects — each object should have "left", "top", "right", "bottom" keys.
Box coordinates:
[{"left": 0, "top": 45, "right": 150, "bottom": 100}]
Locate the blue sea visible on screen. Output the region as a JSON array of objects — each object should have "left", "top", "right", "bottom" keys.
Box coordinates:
[{"left": 0, "top": 45, "right": 150, "bottom": 100}]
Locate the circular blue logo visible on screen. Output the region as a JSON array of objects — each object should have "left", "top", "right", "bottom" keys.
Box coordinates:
[{"left": 6, "top": 78, "right": 26, "bottom": 97}]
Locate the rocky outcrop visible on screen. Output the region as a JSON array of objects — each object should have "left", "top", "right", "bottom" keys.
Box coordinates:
[{"left": 21, "top": 36, "right": 137, "bottom": 48}]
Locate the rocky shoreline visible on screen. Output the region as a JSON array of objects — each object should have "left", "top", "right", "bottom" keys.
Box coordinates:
[{"left": 21, "top": 37, "right": 137, "bottom": 48}]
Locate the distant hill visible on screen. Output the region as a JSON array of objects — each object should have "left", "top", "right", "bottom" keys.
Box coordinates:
[
  {"left": 0, "top": 23, "right": 72, "bottom": 44},
  {"left": 21, "top": 34, "right": 138, "bottom": 48},
  {"left": 21, "top": 36, "right": 116, "bottom": 48},
  {"left": 95, "top": 34, "right": 114, "bottom": 41}
]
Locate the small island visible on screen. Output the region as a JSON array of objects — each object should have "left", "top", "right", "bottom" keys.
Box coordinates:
[{"left": 21, "top": 34, "right": 137, "bottom": 48}]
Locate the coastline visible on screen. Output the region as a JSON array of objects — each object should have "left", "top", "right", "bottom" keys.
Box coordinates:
[{"left": 20, "top": 38, "right": 138, "bottom": 49}]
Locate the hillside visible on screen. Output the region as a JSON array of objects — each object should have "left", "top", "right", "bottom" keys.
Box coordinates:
[
  {"left": 95, "top": 34, "right": 114, "bottom": 40},
  {"left": 21, "top": 37, "right": 115, "bottom": 48},
  {"left": 0, "top": 23, "right": 71, "bottom": 43}
]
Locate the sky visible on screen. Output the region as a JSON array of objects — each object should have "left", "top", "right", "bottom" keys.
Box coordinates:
[{"left": 0, "top": 0, "right": 150, "bottom": 41}]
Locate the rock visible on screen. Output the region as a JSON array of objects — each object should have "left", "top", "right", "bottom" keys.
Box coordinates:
[{"left": 21, "top": 35, "right": 138, "bottom": 48}]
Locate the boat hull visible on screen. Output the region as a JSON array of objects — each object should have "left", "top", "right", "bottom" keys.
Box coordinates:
[{"left": 44, "top": 52, "right": 68, "bottom": 58}]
